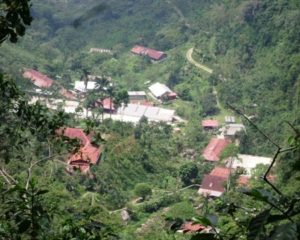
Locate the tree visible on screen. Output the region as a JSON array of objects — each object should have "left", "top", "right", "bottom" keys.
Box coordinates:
[
  {"left": 179, "top": 163, "right": 198, "bottom": 186},
  {"left": 0, "top": 0, "right": 32, "bottom": 43},
  {"left": 0, "top": 180, "right": 51, "bottom": 239},
  {"left": 220, "top": 143, "right": 239, "bottom": 162},
  {"left": 134, "top": 183, "right": 152, "bottom": 200}
]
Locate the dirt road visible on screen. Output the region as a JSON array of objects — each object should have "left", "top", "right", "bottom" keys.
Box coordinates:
[{"left": 186, "top": 48, "right": 213, "bottom": 74}]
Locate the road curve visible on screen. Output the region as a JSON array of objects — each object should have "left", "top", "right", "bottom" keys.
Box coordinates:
[{"left": 186, "top": 48, "right": 213, "bottom": 74}]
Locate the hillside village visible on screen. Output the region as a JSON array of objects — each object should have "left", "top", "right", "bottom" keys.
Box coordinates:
[
  {"left": 23, "top": 44, "right": 274, "bottom": 200},
  {"left": 1, "top": 0, "right": 299, "bottom": 239}
]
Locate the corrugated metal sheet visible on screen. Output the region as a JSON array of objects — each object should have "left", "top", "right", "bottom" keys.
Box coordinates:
[{"left": 148, "top": 82, "right": 172, "bottom": 98}]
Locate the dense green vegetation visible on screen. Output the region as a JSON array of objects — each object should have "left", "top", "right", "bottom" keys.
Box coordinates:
[{"left": 0, "top": 0, "right": 299, "bottom": 239}]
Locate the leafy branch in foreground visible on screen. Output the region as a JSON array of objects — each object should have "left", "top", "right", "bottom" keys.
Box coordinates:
[{"left": 0, "top": 0, "right": 32, "bottom": 43}]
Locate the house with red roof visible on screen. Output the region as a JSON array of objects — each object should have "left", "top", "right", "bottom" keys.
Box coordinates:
[
  {"left": 131, "top": 45, "right": 167, "bottom": 61},
  {"left": 237, "top": 175, "right": 249, "bottom": 186},
  {"left": 179, "top": 222, "right": 207, "bottom": 233},
  {"left": 198, "top": 175, "right": 227, "bottom": 197},
  {"left": 201, "top": 119, "right": 219, "bottom": 130},
  {"left": 210, "top": 167, "right": 231, "bottom": 178},
  {"left": 198, "top": 167, "right": 231, "bottom": 197},
  {"left": 23, "top": 69, "right": 54, "bottom": 88},
  {"left": 59, "top": 88, "right": 77, "bottom": 100},
  {"left": 202, "top": 138, "right": 230, "bottom": 162},
  {"left": 56, "top": 127, "right": 102, "bottom": 174},
  {"left": 96, "top": 97, "right": 115, "bottom": 113}
]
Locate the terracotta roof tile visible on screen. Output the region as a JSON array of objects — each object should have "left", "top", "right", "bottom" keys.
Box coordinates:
[
  {"left": 180, "top": 222, "right": 206, "bottom": 233},
  {"left": 202, "top": 119, "right": 219, "bottom": 128},
  {"left": 23, "top": 69, "right": 53, "bottom": 88},
  {"left": 210, "top": 167, "right": 231, "bottom": 179},
  {"left": 200, "top": 174, "right": 227, "bottom": 193},
  {"left": 102, "top": 97, "right": 115, "bottom": 110},
  {"left": 202, "top": 138, "right": 230, "bottom": 161},
  {"left": 237, "top": 175, "right": 249, "bottom": 186},
  {"left": 131, "top": 45, "right": 166, "bottom": 60},
  {"left": 57, "top": 127, "right": 102, "bottom": 173},
  {"left": 56, "top": 128, "right": 91, "bottom": 145}
]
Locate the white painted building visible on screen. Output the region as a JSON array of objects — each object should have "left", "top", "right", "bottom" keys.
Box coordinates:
[
  {"left": 29, "top": 97, "right": 81, "bottom": 114},
  {"left": 227, "top": 154, "right": 272, "bottom": 176},
  {"left": 74, "top": 81, "right": 97, "bottom": 92},
  {"left": 148, "top": 82, "right": 172, "bottom": 99},
  {"left": 219, "top": 123, "right": 245, "bottom": 137}
]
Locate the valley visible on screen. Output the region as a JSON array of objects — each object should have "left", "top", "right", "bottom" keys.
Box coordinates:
[{"left": 0, "top": 0, "right": 299, "bottom": 239}]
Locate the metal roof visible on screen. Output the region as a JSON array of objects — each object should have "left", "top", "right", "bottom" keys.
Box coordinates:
[
  {"left": 117, "top": 103, "right": 175, "bottom": 123},
  {"left": 148, "top": 82, "right": 172, "bottom": 98}
]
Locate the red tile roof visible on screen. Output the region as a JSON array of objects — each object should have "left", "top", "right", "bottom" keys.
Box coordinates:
[
  {"left": 56, "top": 128, "right": 91, "bottom": 145},
  {"left": 202, "top": 119, "right": 219, "bottom": 128},
  {"left": 23, "top": 69, "right": 53, "bottom": 88},
  {"left": 202, "top": 138, "right": 230, "bottom": 161},
  {"left": 69, "top": 144, "right": 102, "bottom": 165},
  {"left": 56, "top": 127, "right": 102, "bottom": 173},
  {"left": 102, "top": 97, "right": 115, "bottom": 111},
  {"left": 237, "top": 175, "right": 249, "bottom": 186},
  {"left": 131, "top": 45, "right": 166, "bottom": 61},
  {"left": 60, "top": 88, "right": 77, "bottom": 100},
  {"left": 210, "top": 167, "right": 231, "bottom": 179},
  {"left": 200, "top": 174, "right": 227, "bottom": 193},
  {"left": 180, "top": 222, "right": 206, "bottom": 233},
  {"left": 131, "top": 45, "right": 146, "bottom": 55},
  {"left": 167, "top": 92, "right": 177, "bottom": 99}
]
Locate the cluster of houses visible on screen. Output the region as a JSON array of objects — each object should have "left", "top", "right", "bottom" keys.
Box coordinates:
[
  {"left": 22, "top": 44, "right": 274, "bottom": 216},
  {"left": 24, "top": 66, "right": 179, "bottom": 122},
  {"left": 197, "top": 118, "right": 272, "bottom": 197},
  {"left": 23, "top": 56, "right": 179, "bottom": 174}
]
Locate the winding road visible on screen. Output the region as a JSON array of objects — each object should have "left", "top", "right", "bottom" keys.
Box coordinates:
[
  {"left": 186, "top": 48, "right": 220, "bottom": 107},
  {"left": 186, "top": 48, "right": 213, "bottom": 74}
]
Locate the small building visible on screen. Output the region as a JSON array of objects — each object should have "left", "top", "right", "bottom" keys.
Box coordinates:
[
  {"left": 227, "top": 154, "right": 272, "bottom": 176},
  {"left": 220, "top": 124, "right": 245, "bottom": 138},
  {"left": 56, "top": 127, "right": 102, "bottom": 174},
  {"left": 179, "top": 222, "right": 207, "bottom": 233},
  {"left": 128, "top": 91, "right": 147, "bottom": 102},
  {"left": 225, "top": 116, "right": 236, "bottom": 123},
  {"left": 101, "top": 97, "right": 115, "bottom": 113},
  {"left": 202, "top": 119, "right": 219, "bottom": 130},
  {"left": 23, "top": 69, "right": 53, "bottom": 88},
  {"left": 89, "top": 48, "right": 112, "bottom": 54},
  {"left": 131, "top": 45, "right": 167, "bottom": 61},
  {"left": 148, "top": 82, "right": 177, "bottom": 100},
  {"left": 56, "top": 127, "right": 91, "bottom": 145},
  {"left": 202, "top": 138, "right": 231, "bottom": 162},
  {"left": 198, "top": 175, "right": 227, "bottom": 197},
  {"left": 59, "top": 88, "right": 77, "bottom": 100},
  {"left": 74, "top": 81, "right": 97, "bottom": 93}
]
